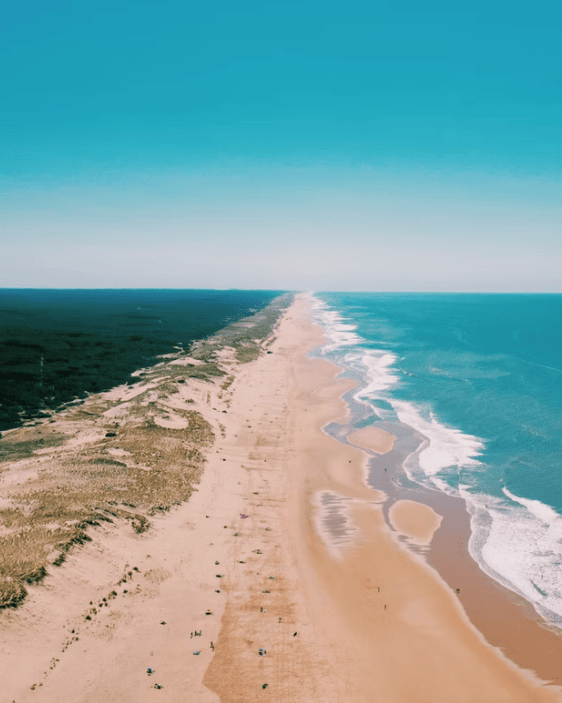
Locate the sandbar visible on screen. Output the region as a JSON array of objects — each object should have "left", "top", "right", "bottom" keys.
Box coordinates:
[
  {"left": 348, "top": 425, "right": 395, "bottom": 454},
  {"left": 389, "top": 498, "right": 443, "bottom": 545}
]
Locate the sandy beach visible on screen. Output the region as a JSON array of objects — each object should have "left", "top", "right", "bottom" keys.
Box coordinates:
[{"left": 1, "top": 294, "right": 561, "bottom": 702}]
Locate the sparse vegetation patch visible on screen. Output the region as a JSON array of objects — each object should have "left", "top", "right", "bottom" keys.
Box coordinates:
[{"left": 0, "top": 293, "right": 293, "bottom": 609}]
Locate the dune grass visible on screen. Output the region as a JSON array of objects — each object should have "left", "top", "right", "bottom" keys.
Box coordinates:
[{"left": 0, "top": 293, "right": 293, "bottom": 609}]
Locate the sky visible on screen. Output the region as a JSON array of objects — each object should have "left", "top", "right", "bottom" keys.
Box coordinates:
[{"left": 1, "top": 0, "right": 561, "bottom": 291}]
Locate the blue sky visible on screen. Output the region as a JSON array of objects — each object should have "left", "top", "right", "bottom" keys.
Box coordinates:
[{"left": 1, "top": 0, "right": 561, "bottom": 290}]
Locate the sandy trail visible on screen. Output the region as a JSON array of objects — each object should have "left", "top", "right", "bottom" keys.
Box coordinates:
[{"left": 1, "top": 294, "right": 561, "bottom": 702}]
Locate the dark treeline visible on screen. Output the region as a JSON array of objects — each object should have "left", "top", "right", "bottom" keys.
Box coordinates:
[{"left": 0, "top": 289, "right": 282, "bottom": 431}]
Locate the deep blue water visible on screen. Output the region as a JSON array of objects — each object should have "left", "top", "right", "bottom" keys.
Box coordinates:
[{"left": 313, "top": 292, "right": 562, "bottom": 626}]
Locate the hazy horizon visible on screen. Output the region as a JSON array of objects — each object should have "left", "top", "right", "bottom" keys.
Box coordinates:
[{"left": 2, "top": 1, "right": 560, "bottom": 292}]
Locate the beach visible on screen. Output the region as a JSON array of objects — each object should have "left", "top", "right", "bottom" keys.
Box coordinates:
[{"left": 1, "top": 293, "right": 561, "bottom": 701}]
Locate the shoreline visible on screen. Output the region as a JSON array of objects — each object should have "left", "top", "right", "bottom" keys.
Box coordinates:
[
  {"left": 361, "top": 437, "right": 562, "bottom": 685},
  {"left": 205, "top": 295, "right": 562, "bottom": 700},
  {"left": 318, "top": 349, "right": 562, "bottom": 685},
  {"left": 1, "top": 293, "right": 561, "bottom": 700},
  {"left": 421, "top": 486, "right": 562, "bottom": 685},
  {"left": 308, "top": 309, "right": 562, "bottom": 696}
]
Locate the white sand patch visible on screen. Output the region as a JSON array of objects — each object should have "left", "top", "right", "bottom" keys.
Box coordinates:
[
  {"left": 65, "top": 431, "right": 106, "bottom": 449},
  {"left": 214, "top": 347, "right": 237, "bottom": 362},
  {"left": 140, "top": 390, "right": 160, "bottom": 405},
  {"left": 174, "top": 386, "right": 197, "bottom": 410},
  {"left": 153, "top": 414, "right": 189, "bottom": 430},
  {"left": 103, "top": 381, "right": 158, "bottom": 403},
  {"left": 168, "top": 357, "right": 205, "bottom": 366},
  {"left": 130, "top": 368, "right": 148, "bottom": 378},
  {"left": 103, "top": 402, "right": 133, "bottom": 419},
  {"left": 1, "top": 466, "right": 40, "bottom": 487},
  {"left": 163, "top": 396, "right": 197, "bottom": 413}
]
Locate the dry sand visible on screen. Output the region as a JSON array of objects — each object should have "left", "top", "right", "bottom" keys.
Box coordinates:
[{"left": 1, "top": 294, "right": 561, "bottom": 702}]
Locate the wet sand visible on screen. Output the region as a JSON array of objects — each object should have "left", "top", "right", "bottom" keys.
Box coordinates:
[
  {"left": 425, "top": 489, "right": 562, "bottom": 686},
  {"left": 347, "top": 425, "right": 395, "bottom": 454},
  {"left": 388, "top": 499, "right": 442, "bottom": 545},
  {"left": 350, "top": 418, "right": 562, "bottom": 687}
]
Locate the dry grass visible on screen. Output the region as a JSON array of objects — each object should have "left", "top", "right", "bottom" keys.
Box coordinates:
[
  {"left": 0, "top": 293, "right": 293, "bottom": 610},
  {"left": 0, "top": 387, "right": 212, "bottom": 609},
  {"left": 190, "top": 293, "right": 293, "bottom": 365},
  {"left": 0, "top": 428, "right": 65, "bottom": 463}
]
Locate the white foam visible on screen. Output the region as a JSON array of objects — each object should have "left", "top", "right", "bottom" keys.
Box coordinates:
[
  {"left": 481, "top": 496, "right": 562, "bottom": 622},
  {"left": 313, "top": 297, "right": 484, "bottom": 488},
  {"left": 311, "top": 297, "right": 364, "bottom": 351},
  {"left": 456, "top": 486, "right": 562, "bottom": 624},
  {"left": 350, "top": 350, "right": 400, "bottom": 399},
  {"left": 312, "top": 298, "right": 400, "bottom": 406},
  {"left": 502, "top": 486, "right": 562, "bottom": 539},
  {"left": 392, "top": 400, "right": 484, "bottom": 481}
]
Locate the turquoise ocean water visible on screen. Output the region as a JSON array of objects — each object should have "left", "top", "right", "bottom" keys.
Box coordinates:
[{"left": 312, "top": 293, "right": 562, "bottom": 628}]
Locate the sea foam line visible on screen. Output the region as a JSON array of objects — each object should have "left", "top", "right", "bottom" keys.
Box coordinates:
[
  {"left": 392, "top": 400, "right": 484, "bottom": 487},
  {"left": 312, "top": 296, "right": 485, "bottom": 489},
  {"left": 311, "top": 297, "right": 364, "bottom": 352},
  {"left": 312, "top": 295, "right": 562, "bottom": 627},
  {"left": 461, "top": 486, "right": 562, "bottom": 624}
]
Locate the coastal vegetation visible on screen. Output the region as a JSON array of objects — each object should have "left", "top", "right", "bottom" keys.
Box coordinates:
[
  {"left": 0, "top": 289, "right": 283, "bottom": 432},
  {"left": 0, "top": 293, "right": 292, "bottom": 610}
]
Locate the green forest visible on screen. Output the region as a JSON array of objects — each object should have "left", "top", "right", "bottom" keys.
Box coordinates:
[{"left": 0, "top": 289, "right": 281, "bottom": 431}]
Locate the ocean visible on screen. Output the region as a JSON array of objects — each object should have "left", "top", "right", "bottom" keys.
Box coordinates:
[{"left": 312, "top": 292, "right": 562, "bottom": 629}]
